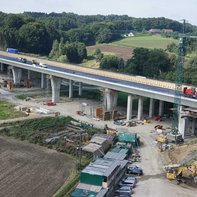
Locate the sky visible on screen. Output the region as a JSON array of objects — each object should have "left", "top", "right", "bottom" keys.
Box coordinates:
[{"left": 0, "top": 0, "right": 197, "bottom": 26}]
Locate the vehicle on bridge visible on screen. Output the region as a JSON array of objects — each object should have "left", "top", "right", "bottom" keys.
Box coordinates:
[
  {"left": 18, "top": 57, "right": 27, "bottom": 63},
  {"left": 32, "top": 59, "right": 39, "bottom": 66},
  {"left": 39, "top": 62, "right": 48, "bottom": 68},
  {"left": 6, "top": 48, "right": 18, "bottom": 54},
  {"left": 183, "top": 87, "right": 197, "bottom": 98}
]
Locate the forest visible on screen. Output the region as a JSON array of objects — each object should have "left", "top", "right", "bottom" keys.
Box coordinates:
[{"left": 0, "top": 12, "right": 197, "bottom": 85}]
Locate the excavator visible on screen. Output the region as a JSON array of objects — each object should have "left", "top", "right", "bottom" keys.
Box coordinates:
[{"left": 164, "top": 163, "right": 197, "bottom": 184}]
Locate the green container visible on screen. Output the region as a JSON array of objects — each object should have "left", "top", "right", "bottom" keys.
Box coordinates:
[
  {"left": 80, "top": 172, "right": 103, "bottom": 186},
  {"left": 118, "top": 132, "right": 139, "bottom": 147}
]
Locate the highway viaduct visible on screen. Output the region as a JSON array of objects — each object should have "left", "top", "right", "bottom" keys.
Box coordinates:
[{"left": 0, "top": 51, "right": 197, "bottom": 137}]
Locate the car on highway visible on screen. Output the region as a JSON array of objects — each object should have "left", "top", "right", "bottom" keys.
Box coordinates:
[
  {"left": 32, "top": 59, "right": 39, "bottom": 66},
  {"left": 39, "top": 63, "right": 48, "bottom": 68},
  {"left": 18, "top": 57, "right": 27, "bottom": 63},
  {"left": 127, "top": 165, "right": 143, "bottom": 176}
]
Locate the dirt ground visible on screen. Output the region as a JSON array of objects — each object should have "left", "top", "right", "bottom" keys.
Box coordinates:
[
  {"left": 87, "top": 45, "right": 133, "bottom": 61},
  {"left": 0, "top": 86, "right": 197, "bottom": 197},
  {"left": 0, "top": 136, "right": 75, "bottom": 197}
]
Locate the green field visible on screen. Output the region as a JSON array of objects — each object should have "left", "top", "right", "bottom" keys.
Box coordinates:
[
  {"left": 111, "top": 35, "right": 178, "bottom": 49},
  {"left": 0, "top": 100, "right": 25, "bottom": 120}
]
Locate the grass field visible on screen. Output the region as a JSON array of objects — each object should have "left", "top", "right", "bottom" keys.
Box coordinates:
[
  {"left": 110, "top": 35, "right": 178, "bottom": 49},
  {"left": 0, "top": 100, "right": 25, "bottom": 120}
]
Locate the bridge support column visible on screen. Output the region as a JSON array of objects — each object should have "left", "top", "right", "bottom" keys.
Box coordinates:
[
  {"left": 69, "top": 80, "right": 73, "bottom": 98},
  {"left": 137, "top": 96, "right": 143, "bottom": 120},
  {"left": 159, "top": 100, "right": 164, "bottom": 116},
  {"left": 191, "top": 118, "right": 196, "bottom": 135},
  {"left": 127, "top": 95, "right": 134, "bottom": 121},
  {"left": 11, "top": 67, "right": 22, "bottom": 85},
  {"left": 178, "top": 107, "right": 187, "bottom": 138},
  {"left": 27, "top": 70, "right": 31, "bottom": 80},
  {"left": 103, "top": 88, "right": 118, "bottom": 111},
  {"left": 41, "top": 73, "right": 46, "bottom": 89},
  {"left": 50, "top": 76, "right": 61, "bottom": 103},
  {"left": 78, "top": 82, "right": 82, "bottom": 96},
  {"left": 0, "top": 63, "right": 4, "bottom": 72},
  {"left": 149, "top": 98, "right": 155, "bottom": 118}
]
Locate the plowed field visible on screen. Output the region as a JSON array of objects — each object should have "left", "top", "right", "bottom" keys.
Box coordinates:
[
  {"left": 87, "top": 45, "right": 133, "bottom": 60},
  {"left": 0, "top": 136, "right": 75, "bottom": 197}
]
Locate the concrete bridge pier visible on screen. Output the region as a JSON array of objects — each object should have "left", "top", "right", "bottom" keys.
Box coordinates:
[
  {"left": 127, "top": 95, "right": 134, "bottom": 121},
  {"left": 137, "top": 96, "right": 143, "bottom": 120},
  {"left": 159, "top": 100, "right": 164, "bottom": 116},
  {"left": 78, "top": 82, "right": 82, "bottom": 96},
  {"left": 11, "top": 66, "right": 22, "bottom": 85},
  {"left": 27, "top": 70, "right": 31, "bottom": 80},
  {"left": 103, "top": 88, "right": 118, "bottom": 111},
  {"left": 41, "top": 73, "right": 46, "bottom": 89},
  {"left": 191, "top": 118, "right": 196, "bottom": 135},
  {"left": 0, "top": 63, "right": 4, "bottom": 72},
  {"left": 50, "top": 76, "right": 61, "bottom": 103},
  {"left": 149, "top": 98, "right": 155, "bottom": 118},
  {"left": 69, "top": 80, "right": 73, "bottom": 98}
]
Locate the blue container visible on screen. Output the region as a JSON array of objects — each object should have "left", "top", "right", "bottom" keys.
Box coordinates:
[{"left": 6, "top": 48, "right": 19, "bottom": 54}]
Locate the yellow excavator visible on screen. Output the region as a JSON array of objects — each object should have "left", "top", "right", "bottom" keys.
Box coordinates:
[{"left": 165, "top": 163, "right": 197, "bottom": 184}]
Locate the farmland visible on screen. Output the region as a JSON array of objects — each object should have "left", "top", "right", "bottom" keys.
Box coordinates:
[
  {"left": 111, "top": 35, "right": 178, "bottom": 49},
  {"left": 86, "top": 45, "right": 133, "bottom": 61},
  {"left": 0, "top": 135, "right": 75, "bottom": 197},
  {"left": 86, "top": 35, "right": 178, "bottom": 66}
]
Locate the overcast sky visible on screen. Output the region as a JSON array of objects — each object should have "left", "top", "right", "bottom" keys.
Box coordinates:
[{"left": 1, "top": 0, "right": 196, "bottom": 26}]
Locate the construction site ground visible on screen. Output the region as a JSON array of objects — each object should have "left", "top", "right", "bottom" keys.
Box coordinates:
[{"left": 0, "top": 87, "right": 197, "bottom": 197}]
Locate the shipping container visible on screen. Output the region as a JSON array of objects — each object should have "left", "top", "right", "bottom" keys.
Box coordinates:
[{"left": 6, "top": 48, "right": 19, "bottom": 54}]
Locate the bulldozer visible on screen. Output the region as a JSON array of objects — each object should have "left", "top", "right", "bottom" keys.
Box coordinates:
[{"left": 165, "top": 163, "right": 197, "bottom": 184}]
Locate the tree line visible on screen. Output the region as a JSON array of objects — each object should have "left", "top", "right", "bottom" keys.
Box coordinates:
[
  {"left": 0, "top": 12, "right": 197, "bottom": 85},
  {"left": 0, "top": 11, "right": 196, "bottom": 56}
]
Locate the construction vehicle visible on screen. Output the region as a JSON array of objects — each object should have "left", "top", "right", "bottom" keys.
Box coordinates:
[
  {"left": 183, "top": 86, "right": 197, "bottom": 99},
  {"left": 156, "top": 135, "right": 168, "bottom": 143},
  {"left": 156, "top": 135, "right": 168, "bottom": 152},
  {"left": 166, "top": 133, "right": 184, "bottom": 143},
  {"left": 165, "top": 163, "right": 197, "bottom": 184}
]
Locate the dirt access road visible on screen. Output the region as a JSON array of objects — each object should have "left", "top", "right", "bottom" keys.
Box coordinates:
[
  {"left": 130, "top": 122, "right": 197, "bottom": 197},
  {"left": 0, "top": 136, "right": 75, "bottom": 197}
]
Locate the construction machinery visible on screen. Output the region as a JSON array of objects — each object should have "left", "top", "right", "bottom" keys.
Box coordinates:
[{"left": 165, "top": 163, "right": 197, "bottom": 184}]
